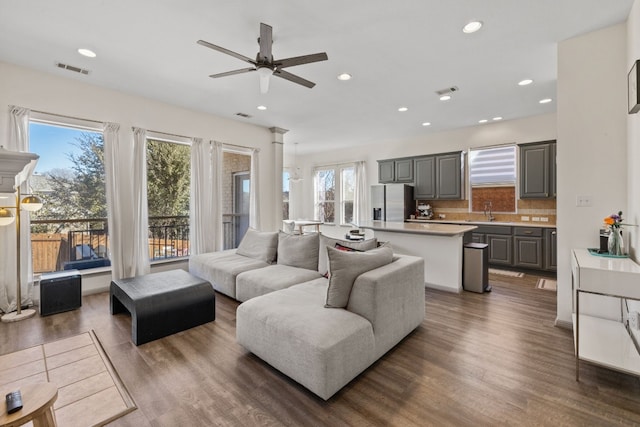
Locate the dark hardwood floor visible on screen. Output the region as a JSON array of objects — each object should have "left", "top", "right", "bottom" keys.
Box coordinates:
[{"left": 2, "top": 272, "right": 640, "bottom": 426}]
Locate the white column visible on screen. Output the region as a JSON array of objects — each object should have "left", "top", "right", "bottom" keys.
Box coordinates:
[{"left": 270, "top": 127, "right": 288, "bottom": 230}]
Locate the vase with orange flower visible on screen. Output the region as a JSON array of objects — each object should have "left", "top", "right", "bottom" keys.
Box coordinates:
[{"left": 604, "top": 211, "right": 625, "bottom": 255}]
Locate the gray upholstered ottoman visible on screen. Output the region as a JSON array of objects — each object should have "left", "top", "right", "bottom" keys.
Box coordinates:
[{"left": 110, "top": 269, "right": 215, "bottom": 345}]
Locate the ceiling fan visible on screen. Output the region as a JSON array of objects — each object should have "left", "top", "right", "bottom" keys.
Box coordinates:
[{"left": 197, "top": 23, "right": 328, "bottom": 94}]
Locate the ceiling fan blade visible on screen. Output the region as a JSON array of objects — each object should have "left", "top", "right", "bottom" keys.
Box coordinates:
[
  {"left": 273, "top": 69, "right": 315, "bottom": 88},
  {"left": 209, "top": 68, "right": 256, "bottom": 78},
  {"left": 197, "top": 40, "right": 256, "bottom": 65},
  {"left": 258, "top": 23, "right": 273, "bottom": 62},
  {"left": 275, "top": 52, "right": 328, "bottom": 69}
]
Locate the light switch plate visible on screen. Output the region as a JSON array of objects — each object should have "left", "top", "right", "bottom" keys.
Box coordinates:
[
  {"left": 576, "top": 195, "right": 592, "bottom": 207},
  {"left": 521, "top": 216, "right": 530, "bottom": 221}
]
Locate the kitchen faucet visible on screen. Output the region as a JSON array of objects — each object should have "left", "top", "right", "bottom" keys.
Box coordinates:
[{"left": 484, "top": 201, "right": 495, "bottom": 222}]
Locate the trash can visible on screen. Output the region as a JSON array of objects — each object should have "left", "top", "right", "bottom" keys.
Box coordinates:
[{"left": 463, "top": 243, "right": 491, "bottom": 293}]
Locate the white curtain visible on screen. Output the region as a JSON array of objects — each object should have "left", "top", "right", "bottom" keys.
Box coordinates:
[
  {"left": 249, "top": 148, "right": 260, "bottom": 229},
  {"left": 104, "top": 122, "right": 130, "bottom": 280},
  {"left": 353, "top": 160, "right": 368, "bottom": 225},
  {"left": 131, "top": 128, "right": 151, "bottom": 276},
  {"left": 0, "top": 106, "right": 33, "bottom": 313},
  {"left": 212, "top": 141, "right": 223, "bottom": 251},
  {"left": 190, "top": 138, "right": 213, "bottom": 254}
]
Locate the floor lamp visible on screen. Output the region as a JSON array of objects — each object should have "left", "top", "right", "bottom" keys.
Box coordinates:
[{"left": 0, "top": 147, "right": 42, "bottom": 323}]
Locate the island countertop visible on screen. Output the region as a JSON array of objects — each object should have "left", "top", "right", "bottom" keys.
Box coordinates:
[{"left": 358, "top": 221, "right": 477, "bottom": 237}]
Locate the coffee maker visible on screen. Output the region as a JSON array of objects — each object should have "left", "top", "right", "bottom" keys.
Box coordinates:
[{"left": 417, "top": 204, "right": 433, "bottom": 219}]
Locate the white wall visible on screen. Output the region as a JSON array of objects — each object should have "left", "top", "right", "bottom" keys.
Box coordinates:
[
  {"left": 557, "top": 23, "right": 629, "bottom": 325},
  {"left": 291, "top": 113, "right": 557, "bottom": 220},
  {"left": 0, "top": 61, "right": 278, "bottom": 231},
  {"left": 628, "top": 0, "right": 640, "bottom": 257}
]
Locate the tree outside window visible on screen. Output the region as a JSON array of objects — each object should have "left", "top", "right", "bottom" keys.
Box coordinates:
[{"left": 313, "top": 164, "right": 355, "bottom": 225}]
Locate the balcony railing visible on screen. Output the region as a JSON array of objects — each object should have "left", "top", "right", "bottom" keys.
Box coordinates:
[{"left": 30, "top": 214, "right": 240, "bottom": 273}]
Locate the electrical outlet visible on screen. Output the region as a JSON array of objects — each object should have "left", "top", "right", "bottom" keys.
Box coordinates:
[
  {"left": 540, "top": 217, "right": 549, "bottom": 222},
  {"left": 576, "top": 195, "right": 592, "bottom": 207},
  {"left": 521, "top": 216, "right": 530, "bottom": 221},
  {"left": 438, "top": 214, "right": 446, "bottom": 219},
  {"left": 532, "top": 217, "right": 541, "bottom": 221}
]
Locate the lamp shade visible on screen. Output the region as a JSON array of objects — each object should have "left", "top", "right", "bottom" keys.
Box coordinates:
[
  {"left": 0, "top": 207, "right": 15, "bottom": 226},
  {"left": 21, "top": 195, "right": 43, "bottom": 212},
  {"left": 258, "top": 66, "right": 273, "bottom": 94},
  {"left": 0, "top": 146, "right": 39, "bottom": 192}
]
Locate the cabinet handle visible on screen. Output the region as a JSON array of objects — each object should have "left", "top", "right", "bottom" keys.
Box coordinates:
[
  {"left": 551, "top": 231, "right": 557, "bottom": 235},
  {"left": 524, "top": 231, "right": 533, "bottom": 235}
]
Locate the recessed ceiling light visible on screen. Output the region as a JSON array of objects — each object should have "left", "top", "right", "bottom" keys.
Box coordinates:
[
  {"left": 77, "top": 48, "right": 96, "bottom": 58},
  {"left": 337, "top": 73, "right": 352, "bottom": 81},
  {"left": 518, "top": 79, "right": 533, "bottom": 86},
  {"left": 398, "top": 107, "right": 408, "bottom": 112},
  {"left": 478, "top": 119, "right": 488, "bottom": 124},
  {"left": 422, "top": 122, "right": 431, "bottom": 127},
  {"left": 439, "top": 95, "right": 451, "bottom": 101},
  {"left": 492, "top": 116, "right": 503, "bottom": 121},
  {"left": 462, "top": 21, "right": 483, "bottom": 34},
  {"left": 539, "top": 98, "right": 552, "bottom": 104},
  {"left": 257, "top": 105, "right": 267, "bottom": 110}
]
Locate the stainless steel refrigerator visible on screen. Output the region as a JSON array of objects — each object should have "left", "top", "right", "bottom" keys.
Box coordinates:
[{"left": 371, "top": 184, "right": 414, "bottom": 222}]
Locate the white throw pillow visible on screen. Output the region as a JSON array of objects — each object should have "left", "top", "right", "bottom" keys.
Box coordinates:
[
  {"left": 317, "top": 234, "right": 378, "bottom": 276},
  {"left": 277, "top": 231, "right": 320, "bottom": 271}
]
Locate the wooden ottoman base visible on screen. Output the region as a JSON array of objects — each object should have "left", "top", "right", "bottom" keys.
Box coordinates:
[{"left": 110, "top": 269, "right": 215, "bottom": 345}]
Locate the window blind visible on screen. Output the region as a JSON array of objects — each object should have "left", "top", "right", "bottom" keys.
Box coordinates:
[{"left": 468, "top": 145, "right": 516, "bottom": 186}]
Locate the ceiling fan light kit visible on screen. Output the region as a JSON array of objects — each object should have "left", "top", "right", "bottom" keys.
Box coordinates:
[{"left": 198, "top": 23, "right": 328, "bottom": 93}]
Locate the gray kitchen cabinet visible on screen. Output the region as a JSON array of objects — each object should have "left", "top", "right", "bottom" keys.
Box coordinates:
[
  {"left": 487, "top": 233, "right": 512, "bottom": 265},
  {"left": 514, "top": 227, "right": 543, "bottom": 269},
  {"left": 378, "top": 160, "right": 395, "bottom": 183},
  {"left": 545, "top": 228, "right": 557, "bottom": 271},
  {"left": 519, "top": 140, "right": 556, "bottom": 199},
  {"left": 470, "top": 233, "right": 486, "bottom": 244},
  {"left": 378, "top": 158, "right": 413, "bottom": 183},
  {"left": 436, "top": 153, "right": 462, "bottom": 199},
  {"left": 413, "top": 152, "right": 463, "bottom": 200},
  {"left": 414, "top": 156, "right": 436, "bottom": 199}
]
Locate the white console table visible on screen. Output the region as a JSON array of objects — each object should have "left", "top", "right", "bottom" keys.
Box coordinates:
[{"left": 571, "top": 248, "right": 640, "bottom": 380}]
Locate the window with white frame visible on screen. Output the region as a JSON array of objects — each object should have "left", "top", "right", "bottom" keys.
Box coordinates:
[
  {"left": 146, "top": 137, "right": 190, "bottom": 260},
  {"left": 283, "top": 170, "right": 290, "bottom": 220},
  {"left": 468, "top": 145, "right": 516, "bottom": 213},
  {"left": 313, "top": 164, "right": 355, "bottom": 225},
  {"left": 28, "top": 119, "right": 109, "bottom": 273}
]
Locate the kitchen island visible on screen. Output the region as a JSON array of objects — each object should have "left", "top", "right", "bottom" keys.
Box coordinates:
[{"left": 358, "top": 221, "right": 477, "bottom": 293}]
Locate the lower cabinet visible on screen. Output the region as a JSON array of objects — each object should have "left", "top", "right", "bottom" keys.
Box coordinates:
[
  {"left": 514, "top": 236, "right": 543, "bottom": 269},
  {"left": 487, "top": 234, "right": 512, "bottom": 265}
]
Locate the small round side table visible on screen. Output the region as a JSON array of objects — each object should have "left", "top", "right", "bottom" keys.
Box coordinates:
[{"left": 0, "top": 382, "right": 58, "bottom": 427}]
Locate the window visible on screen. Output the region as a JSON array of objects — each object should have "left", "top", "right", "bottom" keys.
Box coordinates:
[
  {"left": 29, "top": 120, "right": 109, "bottom": 273},
  {"left": 283, "top": 171, "right": 290, "bottom": 220},
  {"left": 146, "top": 138, "right": 190, "bottom": 260},
  {"left": 313, "top": 164, "right": 355, "bottom": 225},
  {"left": 468, "top": 145, "right": 516, "bottom": 213}
]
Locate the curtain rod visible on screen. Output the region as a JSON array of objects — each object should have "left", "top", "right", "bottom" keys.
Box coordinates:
[
  {"left": 220, "top": 141, "right": 255, "bottom": 151},
  {"left": 29, "top": 108, "right": 104, "bottom": 125},
  {"left": 141, "top": 128, "right": 193, "bottom": 140}
]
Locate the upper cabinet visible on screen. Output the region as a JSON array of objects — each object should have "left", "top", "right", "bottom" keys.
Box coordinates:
[
  {"left": 378, "top": 158, "right": 414, "bottom": 183},
  {"left": 414, "top": 152, "right": 463, "bottom": 200},
  {"left": 519, "top": 140, "right": 556, "bottom": 199}
]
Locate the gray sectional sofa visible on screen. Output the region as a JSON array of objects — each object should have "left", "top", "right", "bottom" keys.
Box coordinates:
[{"left": 188, "top": 229, "right": 425, "bottom": 400}]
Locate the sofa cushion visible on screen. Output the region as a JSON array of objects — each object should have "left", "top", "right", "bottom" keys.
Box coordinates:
[
  {"left": 236, "top": 264, "right": 323, "bottom": 302},
  {"left": 325, "top": 245, "right": 393, "bottom": 308},
  {"left": 277, "top": 231, "right": 319, "bottom": 271},
  {"left": 236, "top": 229, "right": 278, "bottom": 263},
  {"left": 189, "top": 249, "right": 269, "bottom": 299},
  {"left": 318, "top": 234, "right": 377, "bottom": 276},
  {"left": 236, "top": 278, "right": 376, "bottom": 400}
]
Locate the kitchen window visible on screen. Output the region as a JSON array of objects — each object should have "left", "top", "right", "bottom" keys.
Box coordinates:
[
  {"left": 468, "top": 145, "right": 516, "bottom": 213},
  {"left": 313, "top": 164, "right": 355, "bottom": 225}
]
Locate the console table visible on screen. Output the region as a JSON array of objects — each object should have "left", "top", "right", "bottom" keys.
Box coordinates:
[{"left": 571, "top": 248, "right": 640, "bottom": 380}]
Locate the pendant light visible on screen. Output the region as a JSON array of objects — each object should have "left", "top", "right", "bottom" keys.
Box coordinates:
[{"left": 289, "top": 143, "right": 303, "bottom": 182}]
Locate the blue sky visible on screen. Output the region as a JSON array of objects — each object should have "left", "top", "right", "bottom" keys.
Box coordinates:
[{"left": 29, "top": 123, "right": 100, "bottom": 174}]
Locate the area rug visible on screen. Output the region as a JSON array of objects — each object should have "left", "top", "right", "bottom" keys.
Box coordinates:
[
  {"left": 0, "top": 330, "right": 136, "bottom": 426},
  {"left": 488, "top": 268, "right": 525, "bottom": 278},
  {"left": 536, "top": 278, "right": 557, "bottom": 291}
]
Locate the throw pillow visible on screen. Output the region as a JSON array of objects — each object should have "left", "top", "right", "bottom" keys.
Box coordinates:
[
  {"left": 235, "top": 229, "right": 278, "bottom": 264},
  {"left": 325, "top": 245, "right": 393, "bottom": 308},
  {"left": 277, "top": 231, "right": 320, "bottom": 271},
  {"left": 317, "top": 234, "right": 378, "bottom": 276}
]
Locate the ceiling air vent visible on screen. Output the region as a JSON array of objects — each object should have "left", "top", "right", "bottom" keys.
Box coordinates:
[
  {"left": 435, "top": 86, "right": 459, "bottom": 96},
  {"left": 235, "top": 112, "right": 252, "bottom": 118},
  {"left": 55, "top": 62, "right": 90, "bottom": 75}
]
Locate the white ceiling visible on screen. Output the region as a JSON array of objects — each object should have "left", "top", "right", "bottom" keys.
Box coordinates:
[{"left": 0, "top": 1, "right": 633, "bottom": 154}]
